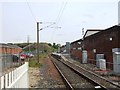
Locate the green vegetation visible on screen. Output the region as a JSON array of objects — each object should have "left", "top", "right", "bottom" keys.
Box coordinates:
[
  {"left": 12, "top": 42, "right": 60, "bottom": 68},
  {"left": 39, "top": 53, "right": 47, "bottom": 58},
  {"left": 29, "top": 57, "right": 42, "bottom": 68},
  {"left": 29, "top": 53, "right": 48, "bottom": 68},
  {"left": 13, "top": 42, "right": 60, "bottom": 53}
]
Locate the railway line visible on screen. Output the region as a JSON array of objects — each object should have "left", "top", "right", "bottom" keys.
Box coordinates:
[{"left": 50, "top": 54, "right": 120, "bottom": 90}]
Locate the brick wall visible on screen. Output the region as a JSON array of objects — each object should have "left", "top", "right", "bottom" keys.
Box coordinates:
[
  {"left": 83, "top": 25, "right": 120, "bottom": 69},
  {"left": 70, "top": 25, "right": 120, "bottom": 70},
  {"left": 0, "top": 44, "right": 22, "bottom": 54},
  {"left": 70, "top": 39, "right": 82, "bottom": 62}
]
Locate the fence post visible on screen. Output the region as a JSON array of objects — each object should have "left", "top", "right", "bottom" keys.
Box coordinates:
[
  {"left": 9, "top": 72, "right": 11, "bottom": 86},
  {"left": 5, "top": 74, "right": 8, "bottom": 88},
  {"left": 1, "top": 76, "right": 4, "bottom": 89}
]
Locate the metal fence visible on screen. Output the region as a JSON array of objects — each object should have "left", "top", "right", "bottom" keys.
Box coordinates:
[
  {"left": 88, "top": 59, "right": 114, "bottom": 70},
  {"left": 65, "top": 54, "right": 120, "bottom": 85}
]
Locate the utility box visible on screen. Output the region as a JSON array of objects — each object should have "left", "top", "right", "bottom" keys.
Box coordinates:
[
  {"left": 113, "top": 52, "right": 120, "bottom": 74},
  {"left": 99, "top": 59, "right": 106, "bottom": 70},
  {"left": 82, "top": 50, "right": 87, "bottom": 64},
  {"left": 96, "top": 54, "right": 104, "bottom": 68},
  {"left": 66, "top": 42, "right": 70, "bottom": 54}
]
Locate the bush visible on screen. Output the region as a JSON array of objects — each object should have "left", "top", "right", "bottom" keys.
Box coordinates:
[{"left": 29, "top": 59, "right": 42, "bottom": 68}]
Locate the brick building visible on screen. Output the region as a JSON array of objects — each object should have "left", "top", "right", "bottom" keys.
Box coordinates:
[
  {"left": 70, "top": 25, "right": 120, "bottom": 69},
  {"left": 83, "top": 25, "right": 120, "bottom": 69},
  {"left": 0, "top": 44, "right": 22, "bottom": 72},
  {"left": 0, "top": 43, "right": 22, "bottom": 54},
  {"left": 70, "top": 39, "right": 83, "bottom": 61}
]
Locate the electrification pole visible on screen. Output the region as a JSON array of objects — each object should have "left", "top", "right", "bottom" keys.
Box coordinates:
[
  {"left": 36, "top": 21, "right": 59, "bottom": 63},
  {"left": 37, "top": 22, "right": 39, "bottom": 63}
]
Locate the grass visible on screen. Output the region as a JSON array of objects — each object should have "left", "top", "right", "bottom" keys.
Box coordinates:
[
  {"left": 29, "top": 53, "right": 48, "bottom": 68},
  {"left": 39, "top": 53, "right": 47, "bottom": 58},
  {"left": 29, "top": 57, "right": 42, "bottom": 68},
  {"left": 29, "top": 60, "right": 42, "bottom": 68}
]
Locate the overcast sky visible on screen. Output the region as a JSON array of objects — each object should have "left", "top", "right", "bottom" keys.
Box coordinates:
[{"left": 0, "top": 0, "right": 120, "bottom": 45}]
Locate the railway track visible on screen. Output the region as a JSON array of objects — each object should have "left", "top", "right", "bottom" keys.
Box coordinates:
[{"left": 50, "top": 54, "right": 120, "bottom": 90}]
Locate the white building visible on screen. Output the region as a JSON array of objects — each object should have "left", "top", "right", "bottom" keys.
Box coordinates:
[{"left": 118, "top": 1, "right": 120, "bottom": 25}]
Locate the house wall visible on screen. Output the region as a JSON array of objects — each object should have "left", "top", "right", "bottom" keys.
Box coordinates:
[
  {"left": 70, "top": 25, "right": 120, "bottom": 70},
  {"left": 83, "top": 25, "right": 120, "bottom": 69},
  {"left": 0, "top": 45, "right": 22, "bottom": 54},
  {"left": 70, "top": 40, "right": 82, "bottom": 62}
]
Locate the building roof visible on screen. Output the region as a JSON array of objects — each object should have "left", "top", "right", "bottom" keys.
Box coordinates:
[
  {"left": 71, "top": 39, "right": 82, "bottom": 45},
  {"left": 0, "top": 43, "right": 22, "bottom": 49},
  {"left": 83, "top": 25, "right": 120, "bottom": 40},
  {"left": 83, "top": 29, "right": 102, "bottom": 38}
]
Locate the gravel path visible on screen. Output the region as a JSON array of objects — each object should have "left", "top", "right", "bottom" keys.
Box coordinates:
[
  {"left": 29, "top": 55, "right": 65, "bottom": 89},
  {"left": 29, "top": 67, "right": 41, "bottom": 88}
]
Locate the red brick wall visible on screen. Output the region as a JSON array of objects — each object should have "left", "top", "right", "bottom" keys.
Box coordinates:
[{"left": 0, "top": 46, "right": 22, "bottom": 54}]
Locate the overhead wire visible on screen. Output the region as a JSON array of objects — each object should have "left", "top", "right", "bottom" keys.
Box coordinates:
[
  {"left": 26, "top": 0, "right": 68, "bottom": 25},
  {"left": 40, "top": 23, "right": 56, "bottom": 30},
  {"left": 26, "top": 0, "right": 37, "bottom": 22},
  {"left": 50, "top": 0, "right": 68, "bottom": 44},
  {"left": 55, "top": 0, "right": 68, "bottom": 24},
  {"left": 25, "top": 0, "right": 68, "bottom": 44}
]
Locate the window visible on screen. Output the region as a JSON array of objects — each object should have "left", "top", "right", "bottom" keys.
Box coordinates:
[
  {"left": 78, "top": 47, "right": 81, "bottom": 50},
  {"left": 78, "top": 42, "right": 81, "bottom": 44}
]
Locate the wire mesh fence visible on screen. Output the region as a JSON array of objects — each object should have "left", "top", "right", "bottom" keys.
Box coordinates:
[
  {"left": 87, "top": 58, "right": 120, "bottom": 85},
  {"left": 87, "top": 59, "right": 119, "bottom": 71},
  {"left": 0, "top": 53, "right": 21, "bottom": 77}
]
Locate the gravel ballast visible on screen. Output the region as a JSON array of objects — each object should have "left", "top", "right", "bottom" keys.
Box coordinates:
[{"left": 29, "top": 55, "right": 65, "bottom": 89}]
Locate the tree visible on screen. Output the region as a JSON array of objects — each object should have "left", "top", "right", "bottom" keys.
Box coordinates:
[
  {"left": 52, "top": 43, "right": 59, "bottom": 49},
  {"left": 48, "top": 43, "right": 52, "bottom": 47}
]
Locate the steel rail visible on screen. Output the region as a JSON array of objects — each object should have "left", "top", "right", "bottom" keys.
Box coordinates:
[
  {"left": 50, "top": 55, "right": 103, "bottom": 89},
  {"left": 49, "top": 55, "right": 73, "bottom": 90},
  {"left": 67, "top": 59, "right": 120, "bottom": 89},
  {"left": 60, "top": 59, "right": 108, "bottom": 90},
  {"left": 51, "top": 54, "right": 120, "bottom": 90},
  {"left": 60, "top": 55, "right": 120, "bottom": 90}
]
